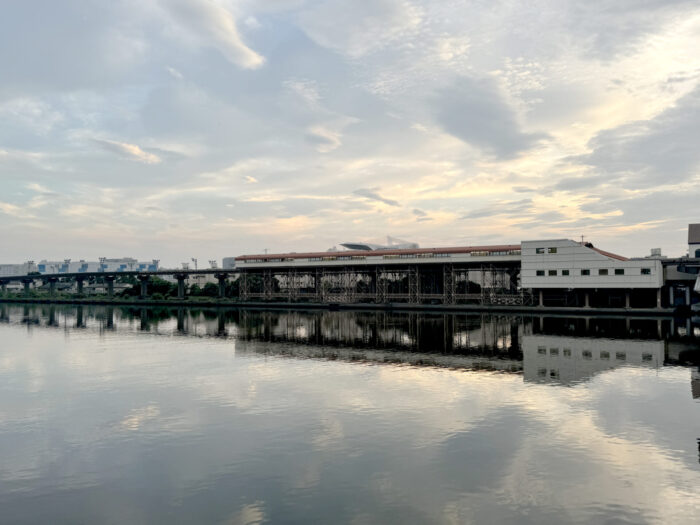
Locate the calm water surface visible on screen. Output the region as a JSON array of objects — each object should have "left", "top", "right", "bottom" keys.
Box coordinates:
[{"left": 1, "top": 304, "right": 699, "bottom": 524}]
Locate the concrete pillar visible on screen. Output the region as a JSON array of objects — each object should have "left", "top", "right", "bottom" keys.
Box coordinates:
[
  {"left": 0, "top": 281, "right": 7, "bottom": 295},
  {"left": 657, "top": 288, "right": 662, "bottom": 309},
  {"left": 669, "top": 287, "right": 674, "bottom": 306},
  {"left": 48, "top": 277, "right": 58, "bottom": 297},
  {"left": 215, "top": 273, "right": 228, "bottom": 298},
  {"left": 538, "top": 290, "right": 544, "bottom": 307},
  {"left": 625, "top": 291, "right": 630, "bottom": 309},
  {"left": 76, "top": 278, "right": 85, "bottom": 295},
  {"left": 175, "top": 274, "right": 187, "bottom": 299},
  {"left": 584, "top": 291, "right": 590, "bottom": 308},
  {"left": 104, "top": 275, "right": 115, "bottom": 297},
  {"left": 138, "top": 275, "right": 150, "bottom": 298},
  {"left": 22, "top": 279, "right": 32, "bottom": 296},
  {"left": 685, "top": 286, "right": 691, "bottom": 306}
]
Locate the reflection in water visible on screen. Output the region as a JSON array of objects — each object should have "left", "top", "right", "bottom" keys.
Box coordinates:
[
  {"left": 4, "top": 305, "right": 698, "bottom": 385},
  {"left": 1, "top": 304, "right": 700, "bottom": 524}
]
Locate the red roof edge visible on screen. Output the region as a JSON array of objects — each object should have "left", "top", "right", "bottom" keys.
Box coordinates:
[{"left": 591, "top": 247, "right": 628, "bottom": 261}]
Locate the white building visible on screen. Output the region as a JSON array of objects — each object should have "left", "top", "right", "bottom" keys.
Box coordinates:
[
  {"left": 521, "top": 239, "right": 663, "bottom": 290},
  {"left": 35, "top": 258, "right": 159, "bottom": 275}
]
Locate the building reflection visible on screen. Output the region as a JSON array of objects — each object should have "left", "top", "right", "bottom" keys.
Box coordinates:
[{"left": 1, "top": 304, "right": 698, "bottom": 388}]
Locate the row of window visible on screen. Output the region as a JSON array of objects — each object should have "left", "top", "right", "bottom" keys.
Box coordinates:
[
  {"left": 535, "top": 247, "right": 558, "bottom": 254},
  {"left": 536, "top": 346, "right": 654, "bottom": 361},
  {"left": 535, "top": 268, "right": 651, "bottom": 277}
]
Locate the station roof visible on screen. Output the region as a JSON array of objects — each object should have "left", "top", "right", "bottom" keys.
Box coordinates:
[{"left": 236, "top": 244, "right": 521, "bottom": 261}]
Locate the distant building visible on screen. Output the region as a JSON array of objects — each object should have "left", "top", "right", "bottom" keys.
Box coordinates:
[
  {"left": 0, "top": 258, "right": 160, "bottom": 277},
  {"left": 35, "top": 258, "right": 159, "bottom": 274},
  {"left": 689, "top": 223, "right": 700, "bottom": 258}
]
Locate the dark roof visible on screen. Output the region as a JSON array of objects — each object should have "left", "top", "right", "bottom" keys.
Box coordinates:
[
  {"left": 689, "top": 224, "right": 700, "bottom": 244},
  {"left": 236, "top": 244, "right": 521, "bottom": 261}
]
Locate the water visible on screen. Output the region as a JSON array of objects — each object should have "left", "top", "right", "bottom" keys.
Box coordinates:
[{"left": 1, "top": 304, "right": 699, "bottom": 524}]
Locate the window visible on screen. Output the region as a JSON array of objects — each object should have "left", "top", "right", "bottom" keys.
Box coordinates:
[
  {"left": 600, "top": 351, "right": 610, "bottom": 360},
  {"left": 641, "top": 268, "right": 651, "bottom": 275},
  {"left": 696, "top": 249, "right": 700, "bottom": 258},
  {"left": 562, "top": 269, "right": 570, "bottom": 276},
  {"left": 581, "top": 269, "right": 590, "bottom": 276},
  {"left": 615, "top": 268, "right": 624, "bottom": 275},
  {"left": 599, "top": 269, "right": 609, "bottom": 276},
  {"left": 536, "top": 270, "right": 545, "bottom": 276},
  {"left": 548, "top": 270, "right": 557, "bottom": 276},
  {"left": 642, "top": 353, "right": 653, "bottom": 362},
  {"left": 616, "top": 352, "right": 626, "bottom": 361},
  {"left": 582, "top": 350, "right": 592, "bottom": 360},
  {"left": 563, "top": 348, "right": 571, "bottom": 357},
  {"left": 538, "top": 346, "right": 546, "bottom": 355},
  {"left": 550, "top": 348, "right": 559, "bottom": 356},
  {"left": 536, "top": 248, "right": 545, "bottom": 254},
  {"left": 548, "top": 247, "right": 558, "bottom": 254}
]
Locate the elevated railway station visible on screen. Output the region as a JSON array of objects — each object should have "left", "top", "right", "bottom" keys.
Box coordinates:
[{"left": 1, "top": 225, "right": 699, "bottom": 312}]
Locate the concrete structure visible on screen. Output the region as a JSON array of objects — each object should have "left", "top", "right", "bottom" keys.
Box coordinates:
[
  {"left": 689, "top": 223, "right": 700, "bottom": 258},
  {"left": 521, "top": 239, "right": 663, "bottom": 290}
]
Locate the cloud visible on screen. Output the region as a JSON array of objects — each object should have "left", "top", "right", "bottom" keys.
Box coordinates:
[
  {"left": 461, "top": 199, "right": 533, "bottom": 220},
  {"left": 572, "top": 85, "right": 700, "bottom": 188},
  {"left": 305, "top": 126, "right": 342, "bottom": 153},
  {"left": 433, "top": 77, "right": 546, "bottom": 159},
  {"left": 353, "top": 189, "right": 400, "bottom": 207},
  {"left": 412, "top": 208, "right": 427, "bottom": 217},
  {"left": 93, "top": 139, "right": 161, "bottom": 164},
  {"left": 163, "top": 0, "right": 265, "bottom": 69},
  {"left": 299, "top": 0, "right": 422, "bottom": 58}
]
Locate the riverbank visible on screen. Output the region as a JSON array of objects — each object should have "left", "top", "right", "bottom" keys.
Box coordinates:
[{"left": 0, "top": 296, "right": 677, "bottom": 317}]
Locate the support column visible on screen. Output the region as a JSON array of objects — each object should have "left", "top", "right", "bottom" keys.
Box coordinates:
[
  {"left": 215, "top": 273, "right": 229, "bottom": 299},
  {"left": 137, "top": 275, "right": 150, "bottom": 298},
  {"left": 0, "top": 280, "right": 7, "bottom": 295},
  {"left": 538, "top": 289, "right": 544, "bottom": 307},
  {"left": 669, "top": 287, "right": 674, "bottom": 306},
  {"left": 104, "top": 275, "right": 116, "bottom": 297},
  {"left": 625, "top": 291, "right": 630, "bottom": 309},
  {"left": 584, "top": 291, "right": 590, "bottom": 308},
  {"left": 22, "top": 278, "right": 33, "bottom": 297},
  {"left": 174, "top": 273, "right": 188, "bottom": 300},
  {"left": 76, "top": 277, "right": 85, "bottom": 295},
  {"left": 48, "top": 277, "right": 58, "bottom": 297},
  {"left": 685, "top": 286, "right": 691, "bottom": 306},
  {"left": 657, "top": 288, "right": 662, "bottom": 309}
]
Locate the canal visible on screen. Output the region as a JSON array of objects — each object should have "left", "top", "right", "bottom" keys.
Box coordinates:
[{"left": 1, "top": 305, "right": 699, "bottom": 523}]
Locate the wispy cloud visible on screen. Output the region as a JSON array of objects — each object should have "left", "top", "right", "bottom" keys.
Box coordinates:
[
  {"left": 353, "top": 189, "right": 400, "bottom": 207},
  {"left": 93, "top": 139, "right": 161, "bottom": 164}
]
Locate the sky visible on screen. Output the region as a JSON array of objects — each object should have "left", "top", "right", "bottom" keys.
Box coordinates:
[{"left": 1, "top": 0, "right": 699, "bottom": 266}]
